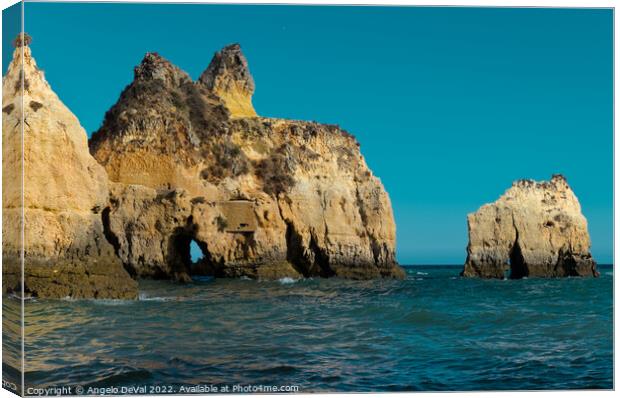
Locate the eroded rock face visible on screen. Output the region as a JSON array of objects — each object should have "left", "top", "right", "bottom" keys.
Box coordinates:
[
  {"left": 198, "top": 44, "right": 256, "bottom": 118},
  {"left": 90, "top": 45, "right": 403, "bottom": 281},
  {"left": 462, "top": 174, "right": 597, "bottom": 279},
  {"left": 2, "top": 39, "right": 137, "bottom": 298}
]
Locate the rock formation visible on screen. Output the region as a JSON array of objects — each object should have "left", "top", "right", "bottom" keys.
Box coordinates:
[
  {"left": 462, "top": 174, "right": 597, "bottom": 279},
  {"left": 2, "top": 36, "right": 137, "bottom": 298},
  {"left": 90, "top": 44, "right": 403, "bottom": 281},
  {"left": 199, "top": 44, "right": 256, "bottom": 118}
]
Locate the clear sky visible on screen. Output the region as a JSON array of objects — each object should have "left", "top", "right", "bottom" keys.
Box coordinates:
[{"left": 5, "top": 3, "right": 613, "bottom": 264}]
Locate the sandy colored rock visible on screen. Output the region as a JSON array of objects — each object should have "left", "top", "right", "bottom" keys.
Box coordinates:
[
  {"left": 90, "top": 45, "right": 403, "bottom": 281},
  {"left": 2, "top": 38, "right": 137, "bottom": 298},
  {"left": 462, "top": 174, "right": 597, "bottom": 279},
  {"left": 199, "top": 43, "right": 257, "bottom": 118}
]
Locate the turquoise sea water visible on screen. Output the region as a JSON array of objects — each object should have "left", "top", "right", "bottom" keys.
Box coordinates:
[{"left": 2, "top": 265, "right": 613, "bottom": 393}]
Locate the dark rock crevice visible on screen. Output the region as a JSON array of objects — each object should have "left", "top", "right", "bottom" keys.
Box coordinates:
[
  {"left": 192, "top": 240, "right": 225, "bottom": 277},
  {"left": 283, "top": 221, "right": 335, "bottom": 278},
  {"left": 507, "top": 216, "right": 528, "bottom": 279},
  {"left": 284, "top": 221, "right": 311, "bottom": 277},
  {"left": 101, "top": 207, "right": 120, "bottom": 256},
  {"left": 554, "top": 249, "right": 598, "bottom": 277},
  {"left": 308, "top": 232, "right": 335, "bottom": 278},
  {"left": 101, "top": 206, "right": 136, "bottom": 278},
  {"left": 168, "top": 230, "right": 194, "bottom": 280},
  {"left": 554, "top": 249, "right": 580, "bottom": 277},
  {"left": 509, "top": 238, "right": 528, "bottom": 279}
]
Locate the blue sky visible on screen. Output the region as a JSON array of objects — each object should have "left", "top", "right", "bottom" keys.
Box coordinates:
[{"left": 4, "top": 4, "right": 613, "bottom": 264}]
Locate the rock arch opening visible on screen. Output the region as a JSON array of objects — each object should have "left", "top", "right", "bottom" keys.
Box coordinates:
[
  {"left": 168, "top": 229, "right": 216, "bottom": 280},
  {"left": 190, "top": 240, "right": 203, "bottom": 264}
]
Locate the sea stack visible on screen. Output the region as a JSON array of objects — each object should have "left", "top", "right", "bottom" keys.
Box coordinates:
[
  {"left": 2, "top": 35, "right": 137, "bottom": 298},
  {"left": 89, "top": 44, "right": 403, "bottom": 281},
  {"left": 462, "top": 174, "right": 597, "bottom": 279}
]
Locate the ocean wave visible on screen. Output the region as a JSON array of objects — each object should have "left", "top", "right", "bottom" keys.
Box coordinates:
[
  {"left": 138, "top": 293, "right": 175, "bottom": 302},
  {"left": 86, "top": 368, "right": 153, "bottom": 387},
  {"left": 91, "top": 299, "right": 134, "bottom": 306},
  {"left": 59, "top": 296, "right": 132, "bottom": 305},
  {"left": 17, "top": 266, "right": 613, "bottom": 391}
]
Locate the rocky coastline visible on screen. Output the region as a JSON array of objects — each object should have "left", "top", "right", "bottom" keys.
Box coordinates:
[
  {"left": 2, "top": 36, "right": 598, "bottom": 299},
  {"left": 2, "top": 37, "right": 402, "bottom": 298}
]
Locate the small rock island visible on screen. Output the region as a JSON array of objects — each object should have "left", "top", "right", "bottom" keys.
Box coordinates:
[
  {"left": 462, "top": 174, "right": 598, "bottom": 279},
  {"left": 2, "top": 36, "right": 403, "bottom": 299}
]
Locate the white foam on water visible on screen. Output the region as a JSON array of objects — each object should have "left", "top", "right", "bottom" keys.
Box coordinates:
[
  {"left": 416, "top": 271, "right": 428, "bottom": 276},
  {"left": 8, "top": 293, "right": 37, "bottom": 301},
  {"left": 278, "top": 277, "right": 298, "bottom": 285},
  {"left": 91, "top": 299, "right": 133, "bottom": 306},
  {"left": 58, "top": 295, "right": 136, "bottom": 304},
  {"left": 138, "top": 293, "right": 174, "bottom": 302}
]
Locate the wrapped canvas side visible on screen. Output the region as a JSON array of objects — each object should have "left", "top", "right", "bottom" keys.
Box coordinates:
[{"left": 2, "top": 1, "right": 24, "bottom": 396}]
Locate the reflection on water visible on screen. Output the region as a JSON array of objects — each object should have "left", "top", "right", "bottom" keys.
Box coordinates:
[
  {"left": 2, "top": 265, "right": 613, "bottom": 392},
  {"left": 2, "top": 294, "right": 21, "bottom": 395}
]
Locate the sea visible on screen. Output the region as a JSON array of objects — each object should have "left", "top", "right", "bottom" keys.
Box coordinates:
[{"left": 2, "top": 265, "right": 613, "bottom": 393}]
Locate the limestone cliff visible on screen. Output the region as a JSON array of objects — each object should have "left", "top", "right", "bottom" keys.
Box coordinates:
[
  {"left": 90, "top": 44, "right": 403, "bottom": 281},
  {"left": 462, "top": 174, "right": 597, "bottom": 279},
  {"left": 2, "top": 36, "right": 137, "bottom": 298}
]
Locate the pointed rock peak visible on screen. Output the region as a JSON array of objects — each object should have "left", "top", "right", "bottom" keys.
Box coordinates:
[
  {"left": 13, "top": 32, "right": 32, "bottom": 48},
  {"left": 8, "top": 33, "right": 35, "bottom": 70},
  {"left": 2, "top": 33, "right": 110, "bottom": 213},
  {"left": 7, "top": 32, "right": 35, "bottom": 68},
  {"left": 199, "top": 43, "right": 257, "bottom": 118},
  {"left": 199, "top": 43, "right": 254, "bottom": 91},
  {"left": 3, "top": 34, "right": 55, "bottom": 105},
  {"left": 133, "top": 52, "right": 190, "bottom": 87}
]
